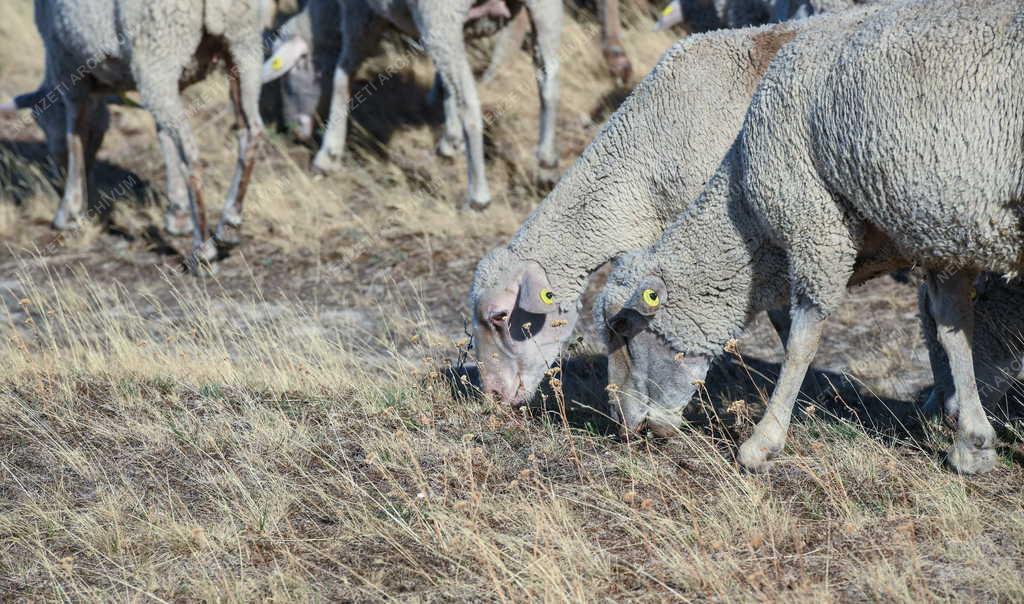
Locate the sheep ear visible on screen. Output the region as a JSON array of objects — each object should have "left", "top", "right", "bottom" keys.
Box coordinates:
[
  {"left": 623, "top": 276, "right": 667, "bottom": 317},
  {"left": 261, "top": 37, "right": 308, "bottom": 83},
  {"left": 654, "top": 0, "right": 683, "bottom": 31},
  {"left": 516, "top": 262, "right": 560, "bottom": 315}
]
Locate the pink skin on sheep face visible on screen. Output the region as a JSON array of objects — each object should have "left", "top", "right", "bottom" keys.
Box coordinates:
[
  {"left": 466, "top": 0, "right": 512, "bottom": 22},
  {"left": 473, "top": 261, "right": 578, "bottom": 405}
]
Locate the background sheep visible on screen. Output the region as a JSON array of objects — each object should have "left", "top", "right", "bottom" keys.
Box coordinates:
[
  {"left": 2, "top": 0, "right": 265, "bottom": 266},
  {"left": 596, "top": 0, "right": 1021, "bottom": 474},
  {"left": 263, "top": 0, "right": 562, "bottom": 210},
  {"left": 469, "top": 20, "right": 804, "bottom": 404}
]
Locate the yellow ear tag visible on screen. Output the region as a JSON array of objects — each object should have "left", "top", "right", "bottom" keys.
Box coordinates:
[
  {"left": 969, "top": 288, "right": 977, "bottom": 300},
  {"left": 661, "top": 4, "right": 674, "bottom": 16},
  {"left": 271, "top": 56, "right": 284, "bottom": 71},
  {"left": 539, "top": 289, "right": 555, "bottom": 305},
  {"left": 642, "top": 288, "right": 660, "bottom": 308}
]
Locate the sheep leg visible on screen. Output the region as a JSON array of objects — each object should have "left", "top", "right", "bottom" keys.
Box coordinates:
[
  {"left": 133, "top": 65, "right": 215, "bottom": 267},
  {"left": 926, "top": 270, "right": 997, "bottom": 474},
  {"left": 598, "top": 0, "right": 631, "bottom": 82},
  {"left": 526, "top": 0, "right": 562, "bottom": 180},
  {"left": 481, "top": 10, "right": 529, "bottom": 84},
  {"left": 52, "top": 94, "right": 90, "bottom": 231},
  {"left": 738, "top": 299, "right": 827, "bottom": 471},
  {"left": 435, "top": 73, "right": 465, "bottom": 159},
  {"left": 416, "top": 9, "right": 491, "bottom": 209},
  {"left": 313, "top": 4, "right": 382, "bottom": 175},
  {"left": 158, "top": 126, "right": 193, "bottom": 236},
  {"left": 215, "top": 52, "right": 265, "bottom": 248}
]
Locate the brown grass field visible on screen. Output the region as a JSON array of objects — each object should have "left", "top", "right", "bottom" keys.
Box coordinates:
[{"left": 1, "top": 1, "right": 1022, "bottom": 600}]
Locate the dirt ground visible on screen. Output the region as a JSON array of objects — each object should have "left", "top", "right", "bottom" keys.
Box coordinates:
[{"left": 1, "top": 1, "right": 1022, "bottom": 601}]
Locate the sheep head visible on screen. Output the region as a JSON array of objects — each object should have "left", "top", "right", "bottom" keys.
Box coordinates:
[
  {"left": 596, "top": 252, "right": 714, "bottom": 437},
  {"left": 470, "top": 249, "right": 578, "bottom": 405}
]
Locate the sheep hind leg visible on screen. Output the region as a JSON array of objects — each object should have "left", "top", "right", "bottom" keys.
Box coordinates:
[
  {"left": 526, "top": 0, "right": 561, "bottom": 183},
  {"left": 215, "top": 51, "right": 264, "bottom": 249},
  {"left": 598, "top": 0, "right": 631, "bottom": 83},
  {"left": 52, "top": 94, "right": 90, "bottom": 231},
  {"left": 159, "top": 126, "right": 193, "bottom": 236},
  {"left": 313, "top": 4, "right": 381, "bottom": 175},
  {"left": 434, "top": 73, "right": 464, "bottom": 159},
  {"left": 417, "top": 14, "right": 491, "bottom": 209},
  {"left": 926, "top": 270, "right": 997, "bottom": 474}
]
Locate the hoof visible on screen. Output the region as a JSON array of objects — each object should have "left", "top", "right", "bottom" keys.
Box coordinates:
[
  {"left": 436, "top": 135, "right": 464, "bottom": 159},
  {"left": 52, "top": 209, "right": 82, "bottom": 231},
  {"left": 214, "top": 220, "right": 242, "bottom": 249},
  {"left": 463, "top": 193, "right": 492, "bottom": 212},
  {"left": 536, "top": 160, "right": 559, "bottom": 187},
  {"left": 737, "top": 437, "right": 779, "bottom": 472},
  {"left": 311, "top": 150, "right": 342, "bottom": 175},
  {"left": 946, "top": 432, "right": 997, "bottom": 474},
  {"left": 604, "top": 46, "right": 633, "bottom": 84},
  {"left": 164, "top": 208, "right": 194, "bottom": 237},
  {"left": 185, "top": 239, "right": 218, "bottom": 274}
]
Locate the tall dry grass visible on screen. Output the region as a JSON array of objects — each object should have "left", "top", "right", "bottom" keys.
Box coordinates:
[{"left": 1, "top": 0, "right": 1023, "bottom": 600}]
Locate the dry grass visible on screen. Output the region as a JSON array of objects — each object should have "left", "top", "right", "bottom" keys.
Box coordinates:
[{"left": 1, "top": 1, "right": 1023, "bottom": 601}]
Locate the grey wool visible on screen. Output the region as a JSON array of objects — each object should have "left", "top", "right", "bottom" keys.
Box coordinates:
[
  {"left": 468, "top": 19, "right": 811, "bottom": 404},
  {"left": 8, "top": 0, "right": 266, "bottom": 265},
  {"left": 598, "top": 0, "right": 1023, "bottom": 474},
  {"left": 262, "top": 0, "right": 562, "bottom": 210}
]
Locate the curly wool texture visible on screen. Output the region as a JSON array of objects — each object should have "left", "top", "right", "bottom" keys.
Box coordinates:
[
  {"left": 920, "top": 275, "right": 1024, "bottom": 407},
  {"left": 600, "top": 0, "right": 1024, "bottom": 359},
  {"left": 472, "top": 20, "right": 809, "bottom": 312}
]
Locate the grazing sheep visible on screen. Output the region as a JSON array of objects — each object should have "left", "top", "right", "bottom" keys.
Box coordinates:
[
  {"left": 2, "top": 0, "right": 266, "bottom": 266},
  {"left": 920, "top": 275, "right": 1024, "bottom": 418},
  {"left": 596, "top": 0, "right": 1022, "bottom": 474},
  {"left": 469, "top": 19, "right": 809, "bottom": 404},
  {"left": 263, "top": 0, "right": 562, "bottom": 209}
]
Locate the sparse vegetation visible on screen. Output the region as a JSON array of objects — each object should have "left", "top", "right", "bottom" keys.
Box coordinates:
[{"left": 1, "top": 1, "right": 1021, "bottom": 600}]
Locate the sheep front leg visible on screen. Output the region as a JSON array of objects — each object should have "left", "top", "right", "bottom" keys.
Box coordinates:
[
  {"left": 215, "top": 50, "right": 265, "bottom": 248},
  {"left": 738, "top": 299, "right": 827, "bottom": 471},
  {"left": 526, "top": 0, "right": 562, "bottom": 181},
  {"left": 313, "top": 4, "right": 381, "bottom": 175},
  {"left": 926, "top": 270, "right": 997, "bottom": 474},
  {"left": 52, "top": 94, "right": 90, "bottom": 230}
]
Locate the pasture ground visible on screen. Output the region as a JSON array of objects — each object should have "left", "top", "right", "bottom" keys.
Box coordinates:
[{"left": 1, "top": 1, "right": 1022, "bottom": 600}]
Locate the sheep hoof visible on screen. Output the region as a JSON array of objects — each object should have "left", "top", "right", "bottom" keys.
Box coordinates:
[
  {"left": 464, "top": 194, "right": 491, "bottom": 212},
  {"left": 164, "top": 208, "right": 194, "bottom": 237},
  {"left": 737, "top": 437, "right": 778, "bottom": 472},
  {"left": 311, "top": 150, "right": 341, "bottom": 175},
  {"left": 52, "top": 208, "right": 82, "bottom": 231},
  {"left": 536, "top": 160, "right": 559, "bottom": 187},
  {"left": 603, "top": 45, "right": 633, "bottom": 84},
  {"left": 214, "top": 221, "right": 241, "bottom": 249},
  {"left": 436, "top": 135, "right": 464, "bottom": 159},
  {"left": 185, "top": 239, "right": 219, "bottom": 274},
  {"left": 946, "top": 432, "right": 997, "bottom": 474}
]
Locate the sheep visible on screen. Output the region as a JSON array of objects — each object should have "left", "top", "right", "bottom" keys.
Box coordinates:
[
  {"left": 2, "top": 0, "right": 266, "bottom": 266},
  {"left": 262, "top": 0, "right": 562, "bottom": 210},
  {"left": 469, "top": 19, "right": 810, "bottom": 404},
  {"left": 655, "top": 0, "right": 879, "bottom": 31},
  {"left": 594, "top": 0, "right": 1022, "bottom": 474},
  {"left": 919, "top": 275, "right": 1024, "bottom": 419}
]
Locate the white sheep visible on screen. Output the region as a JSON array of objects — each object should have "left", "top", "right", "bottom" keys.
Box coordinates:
[
  {"left": 595, "top": 0, "right": 1021, "bottom": 474},
  {"left": 1, "top": 0, "right": 266, "bottom": 266},
  {"left": 469, "top": 20, "right": 805, "bottom": 404},
  {"left": 263, "top": 0, "right": 562, "bottom": 209}
]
